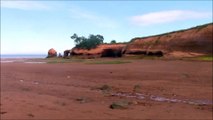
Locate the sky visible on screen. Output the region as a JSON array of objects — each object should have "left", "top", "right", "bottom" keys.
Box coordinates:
[{"left": 1, "top": 0, "right": 212, "bottom": 54}]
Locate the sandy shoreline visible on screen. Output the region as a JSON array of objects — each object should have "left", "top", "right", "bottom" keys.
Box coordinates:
[{"left": 1, "top": 59, "right": 212, "bottom": 119}]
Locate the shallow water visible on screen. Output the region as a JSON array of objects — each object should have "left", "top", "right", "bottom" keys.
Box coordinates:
[
  {"left": 1, "top": 54, "right": 46, "bottom": 58},
  {"left": 0, "top": 58, "right": 46, "bottom": 64},
  {"left": 111, "top": 92, "right": 213, "bottom": 105},
  {"left": 0, "top": 61, "right": 14, "bottom": 63}
]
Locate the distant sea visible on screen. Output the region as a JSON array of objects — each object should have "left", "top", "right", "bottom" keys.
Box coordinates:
[{"left": 1, "top": 54, "right": 47, "bottom": 59}]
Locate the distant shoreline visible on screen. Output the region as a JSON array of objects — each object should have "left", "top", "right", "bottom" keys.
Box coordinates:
[
  {"left": 1, "top": 54, "right": 46, "bottom": 59},
  {"left": 0, "top": 54, "right": 46, "bottom": 64}
]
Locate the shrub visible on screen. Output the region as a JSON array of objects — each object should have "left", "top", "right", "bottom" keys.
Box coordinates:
[
  {"left": 71, "top": 33, "right": 104, "bottom": 50},
  {"left": 110, "top": 40, "right": 116, "bottom": 44}
]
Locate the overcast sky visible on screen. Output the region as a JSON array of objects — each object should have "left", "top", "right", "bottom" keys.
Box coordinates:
[{"left": 1, "top": 1, "right": 212, "bottom": 54}]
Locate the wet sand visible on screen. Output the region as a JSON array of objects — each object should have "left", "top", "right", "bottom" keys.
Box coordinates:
[{"left": 1, "top": 59, "right": 212, "bottom": 119}]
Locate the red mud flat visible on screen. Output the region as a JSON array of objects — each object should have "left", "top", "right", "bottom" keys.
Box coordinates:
[{"left": 1, "top": 59, "right": 212, "bottom": 119}]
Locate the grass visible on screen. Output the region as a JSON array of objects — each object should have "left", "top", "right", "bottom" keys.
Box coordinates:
[
  {"left": 46, "top": 57, "right": 84, "bottom": 64},
  {"left": 46, "top": 57, "right": 132, "bottom": 64},
  {"left": 123, "top": 55, "right": 145, "bottom": 59},
  {"left": 120, "top": 55, "right": 164, "bottom": 60},
  {"left": 195, "top": 56, "right": 213, "bottom": 61},
  {"left": 45, "top": 54, "right": 212, "bottom": 64},
  {"left": 184, "top": 55, "right": 213, "bottom": 61}
]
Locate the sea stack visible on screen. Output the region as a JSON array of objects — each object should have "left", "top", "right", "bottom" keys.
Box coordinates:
[{"left": 47, "top": 48, "right": 57, "bottom": 58}]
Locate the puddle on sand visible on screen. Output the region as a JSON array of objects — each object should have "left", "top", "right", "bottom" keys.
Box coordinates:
[
  {"left": 0, "top": 61, "right": 14, "bottom": 63},
  {"left": 111, "top": 92, "right": 213, "bottom": 105}
]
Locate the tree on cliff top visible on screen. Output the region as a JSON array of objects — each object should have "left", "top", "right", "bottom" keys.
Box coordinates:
[
  {"left": 71, "top": 33, "right": 104, "bottom": 50},
  {"left": 110, "top": 40, "right": 116, "bottom": 44}
]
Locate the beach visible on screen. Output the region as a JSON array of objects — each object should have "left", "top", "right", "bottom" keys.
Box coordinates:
[{"left": 1, "top": 59, "right": 212, "bottom": 119}]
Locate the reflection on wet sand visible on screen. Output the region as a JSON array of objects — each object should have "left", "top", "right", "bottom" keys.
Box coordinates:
[{"left": 112, "top": 92, "right": 213, "bottom": 105}]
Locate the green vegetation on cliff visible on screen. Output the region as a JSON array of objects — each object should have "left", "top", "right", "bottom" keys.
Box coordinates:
[{"left": 71, "top": 33, "right": 104, "bottom": 50}]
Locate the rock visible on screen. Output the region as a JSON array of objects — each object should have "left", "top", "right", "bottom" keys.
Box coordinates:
[
  {"left": 64, "top": 50, "right": 71, "bottom": 57},
  {"left": 67, "top": 76, "right": 70, "bottom": 79},
  {"left": 110, "top": 100, "right": 130, "bottom": 109},
  {"left": 99, "top": 85, "right": 112, "bottom": 91},
  {"left": 97, "top": 85, "right": 112, "bottom": 93},
  {"left": 75, "top": 97, "right": 91, "bottom": 103},
  {"left": 130, "top": 100, "right": 138, "bottom": 105},
  {"left": 58, "top": 53, "right": 62, "bottom": 58},
  {"left": 47, "top": 48, "right": 57, "bottom": 58},
  {"left": 125, "top": 23, "right": 212, "bottom": 58}
]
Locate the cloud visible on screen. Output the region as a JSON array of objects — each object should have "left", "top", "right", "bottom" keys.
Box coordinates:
[
  {"left": 69, "top": 7, "right": 118, "bottom": 29},
  {"left": 1, "top": 1, "right": 50, "bottom": 10},
  {"left": 131, "top": 10, "right": 211, "bottom": 26}
]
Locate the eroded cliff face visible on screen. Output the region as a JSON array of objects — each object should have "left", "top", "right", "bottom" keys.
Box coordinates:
[
  {"left": 65, "top": 23, "right": 212, "bottom": 58},
  {"left": 70, "top": 44, "right": 126, "bottom": 58},
  {"left": 125, "top": 23, "right": 212, "bottom": 57}
]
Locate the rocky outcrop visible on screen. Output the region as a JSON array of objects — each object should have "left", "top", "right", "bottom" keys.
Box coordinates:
[
  {"left": 58, "top": 53, "right": 63, "bottom": 58},
  {"left": 63, "top": 23, "right": 212, "bottom": 58},
  {"left": 70, "top": 44, "right": 126, "bottom": 58},
  {"left": 125, "top": 23, "right": 213, "bottom": 57},
  {"left": 47, "top": 48, "right": 57, "bottom": 58},
  {"left": 64, "top": 50, "right": 72, "bottom": 57}
]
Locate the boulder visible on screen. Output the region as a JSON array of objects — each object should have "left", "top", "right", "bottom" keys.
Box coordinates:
[{"left": 47, "top": 48, "right": 57, "bottom": 58}]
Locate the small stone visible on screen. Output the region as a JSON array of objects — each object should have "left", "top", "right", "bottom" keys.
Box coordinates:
[
  {"left": 110, "top": 100, "right": 130, "bottom": 109},
  {"left": 27, "top": 113, "right": 34, "bottom": 117},
  {"left": 33, "top": 81, "right": 39, "bottom": 85},
  {"left": 131, "top": 101, "right": 138, "bottom": 105},
  {"left": 0, "top": 112, "right": 7, "bottom": 114},
  {"left": 76, "top": 97, "right": 91, "bottom": 103}
]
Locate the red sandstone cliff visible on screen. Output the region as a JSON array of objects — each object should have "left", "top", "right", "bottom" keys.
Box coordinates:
[
  {"left": 70, "top": 44, "right": 126, "bottom": 58},
  {"left": 125, "top": 23, "right": 212, "bottom": 57},
  {"left": 72, "top": 44, "right": 125, "bottom": 55},
  {"left": 65, "top": 23, "right": 212, "bottom": 58}
]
